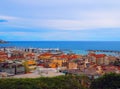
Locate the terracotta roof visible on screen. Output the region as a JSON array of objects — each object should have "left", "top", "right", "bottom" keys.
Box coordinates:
[
  {"left": 89, "top": 53, "right": 106, "bottom": 58},
  {"left": 0, "top": 52, "right": 8, "bottom": 59},
  {"left": 95, "top": 54, "right": 106, "bottom": 58},
  {"left": 0, "top": 55, "right": 8, "bottom": 58},
  {"left": 8, "top": 56, "right": 24, "bottom": 60},
  {"left": 89, "top": 53, "right": 96, "bottom": 56},
  {"left": 59, "top": 54, "right": 68, "bottom": 59},
  {"left": 27, "top": 60, "right": 36, "bottom": 65},
  {"left": 68, "top": 54, "right": 78, "bottom": 60},
  {"left": 0, "top": 51, "right": 7, "bottom": 55},
  {"left": 117, "top": 67, "right": 120, "bottom": 70},
  {"left": 26, "top": 53, "right": 35, "bottom": 57},
  {"left": 40, "top": 52, "right": 53, "bottom": 56}
]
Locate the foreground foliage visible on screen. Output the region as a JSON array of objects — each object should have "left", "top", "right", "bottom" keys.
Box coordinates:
[
  {"left": 1, "top": 73, "right": 120, "bottom": 89},
  {"left": 90, "top": 73, "right": 120, "bottom": 89},
  {"left": 0, "top": 75, "right": 89, "bottom": 89}
]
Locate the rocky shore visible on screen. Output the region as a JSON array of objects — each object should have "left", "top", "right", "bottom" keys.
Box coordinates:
[{"left": 0, "top": 40, "right": 8, "bottom": 43}]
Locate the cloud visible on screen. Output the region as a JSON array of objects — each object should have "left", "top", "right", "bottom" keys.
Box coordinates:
[
  {"left": 0, "top": 15, "right": 18, "bottom": 20},
  {"left": 0, "top": 15, "right": 26, "bottom": 28},
  {"left": 0, "top": 15, "right": 22, "bottom": 26},
  {"left": 12, "top": 10, "right": 120, "bottom": 30},
  {"left": 0, "top": 0, "right": 120, "bottom": 41},
  {"left": 0, "top": 0, "right": 120, "bottom": 31},
  {"left": 10, "top": 0, "right": 120, "bottom": 7},
  {"left": 1, "top": 10, "right": 120, "bottom": 31}
]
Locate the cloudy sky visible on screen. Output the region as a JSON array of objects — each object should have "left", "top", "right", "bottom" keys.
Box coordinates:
[{"left": 0, "top": 0, "right": 120, "bottom": 41}]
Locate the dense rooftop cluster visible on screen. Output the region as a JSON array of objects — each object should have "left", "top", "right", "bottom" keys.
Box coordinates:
[{"left": 0, "top": 47, "right": 120, "bottom": 78}]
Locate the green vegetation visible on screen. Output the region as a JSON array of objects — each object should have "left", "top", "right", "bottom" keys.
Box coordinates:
[
  {"left": 114, "top": 59, "right": 120, "bottom": 66},
  {"left": 0, "top": 75, "right": 89, "bottom": 89},
  {"left": 0, "top": 73, "right": 120, "bottom": 89},
  {"left": 90, "top": 73, "right": 120, "bottom": 89}
]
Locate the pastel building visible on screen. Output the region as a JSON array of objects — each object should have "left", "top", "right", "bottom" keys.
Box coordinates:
[
  {"left": 89, "top": 53, "right": 106, "bottom": 65},
  {"left": 68, "top": 62, "right": 78, "bottom": 69},
  {"left": 23, "top": 60, "right": 37, "bottom": 73},
  {"left": 0, "top": 51, "right": 8, "bottom": 62}
]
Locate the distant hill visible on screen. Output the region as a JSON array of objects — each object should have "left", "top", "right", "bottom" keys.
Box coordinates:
[{"left": 0, "top": 40, "right": 8, "bottom": 43}]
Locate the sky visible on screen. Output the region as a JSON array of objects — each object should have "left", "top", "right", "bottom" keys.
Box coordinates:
[{"left": 0, "top": 0, "right": 120, "bottom": 41}]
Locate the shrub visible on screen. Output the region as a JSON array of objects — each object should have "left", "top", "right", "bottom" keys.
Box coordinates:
[
  {"left": 90, "top": 73, "right": 120, "bottom": 89},
  {"left": 0, "top": 75, "right": 89, "bottom": 89}
]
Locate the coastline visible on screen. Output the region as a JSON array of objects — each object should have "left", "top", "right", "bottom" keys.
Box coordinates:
[{"left": 0, "top": 40, "right": 8, "bottom": 44}]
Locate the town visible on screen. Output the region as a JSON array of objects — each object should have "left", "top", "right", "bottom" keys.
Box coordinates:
[{"left": 0, "top": 47, "right": 120, "bottom": 78}]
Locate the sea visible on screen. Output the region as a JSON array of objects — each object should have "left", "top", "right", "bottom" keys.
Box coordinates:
[{"left": 0, "top": 41, "right": 120, "bottom": 55}]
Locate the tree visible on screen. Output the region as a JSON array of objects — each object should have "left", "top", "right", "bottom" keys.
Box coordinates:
[
  {"left": 0, "top": 75, "right": 88, "bottom": 89},
  {"left": 90, "top": 73, "right": 120, "bottom": 89},
  {"left": 114, "top": 60, "right": 120, "bottom": 66}
]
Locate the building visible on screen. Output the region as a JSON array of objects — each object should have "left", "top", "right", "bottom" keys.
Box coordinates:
[
  {"left": 23, "top": 60, "right": 37, "bottom": 73},
  {"left": 68, "top": 62, "right": 78, "bottom": 69}
]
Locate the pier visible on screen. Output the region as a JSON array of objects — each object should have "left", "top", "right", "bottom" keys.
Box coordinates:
[{"left": 88, "top": 50, "right": 120, "bottom": 54}]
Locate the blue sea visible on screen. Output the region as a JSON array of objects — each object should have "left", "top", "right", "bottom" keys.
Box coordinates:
[{"left": 0, "top": 41, "right": 120, "bottom": 55}]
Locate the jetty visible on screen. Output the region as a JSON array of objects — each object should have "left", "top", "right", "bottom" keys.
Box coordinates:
[{"left": 88, "top": 50, "right": 120, "bottom": 54}]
